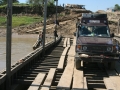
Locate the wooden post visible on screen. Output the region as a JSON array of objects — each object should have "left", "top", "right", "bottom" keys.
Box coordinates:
[
  {"left": 54, "top": 0, "right": 58, "bottom": 44},
  {"left": 6, "top": 0, "right": 12, "bottom": 90},
  {"left": 42, "top": 0, "right": 47, "bottom": 56}
]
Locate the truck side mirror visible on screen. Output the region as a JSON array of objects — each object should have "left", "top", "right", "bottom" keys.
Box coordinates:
[{"left": 111, "top": 33, "right": 114, "bottom": 37}]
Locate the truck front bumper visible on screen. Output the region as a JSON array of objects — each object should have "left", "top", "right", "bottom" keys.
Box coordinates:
[{"left": 75, "top": 53, "right": 119, "bottom": 62}]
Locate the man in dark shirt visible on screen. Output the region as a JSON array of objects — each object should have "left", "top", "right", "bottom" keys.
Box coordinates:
[
  {"left": 54, "top": 20, "right": 61, "bottom": 29},
  {"left": 54, "top": 30, "right": 58, "bottom": 37},
  {"left": 55, "top": 20, "right": 59, "bottom": 25}
]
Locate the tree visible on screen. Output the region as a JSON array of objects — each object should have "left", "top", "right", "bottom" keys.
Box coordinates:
[
  {"left": 27, "top": 0, "right": 55, "bottom": 6},
  {"left": 114, "top": 4, "right": 120, "bottom": 11},
  {"left": 26, "top": 0, "right": 55, "bottom": 15},
  {"left": 13, "top": 0, "right": 19, "bottom": 3},
  {"left": 0, "top": 0, "right": 19, "bottom": 5},
  {"left": 27, "top": 0, "right": 43, "bottom": 6},
  {"left": 26, "top": 0, "right": 44, "bottom": 15},
  {"left": 48, "top": 0, "right": 55, "bottom": 6}
]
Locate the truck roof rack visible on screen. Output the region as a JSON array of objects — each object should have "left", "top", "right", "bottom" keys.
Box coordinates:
[{"left": 82, "top": 13, "right": 107, "bottom": 18}]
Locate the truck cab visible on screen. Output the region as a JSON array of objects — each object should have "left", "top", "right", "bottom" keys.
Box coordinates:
[{"left": 75, "top": 13, "right": 119, "bottom": 69}]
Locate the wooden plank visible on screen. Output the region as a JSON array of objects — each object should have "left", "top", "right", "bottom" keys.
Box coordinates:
[
  {"left": 84, "top": 77, "right": 87, "bottom": 89},
  {"left": 26, "top": 24, "right": 54, "bottom": 33},
  {"left": 104, "top": 77, "right": 116, "bottom": 90},
  {"left": 57, "top": 57, "right": 74, "bottom": 90},
  {"left": 57, "top": 47, "right": 70, "bottom": 70},
  {"left": 106, "top": 70, "right": 120, "bottom": 90},
  {"left": 73, "top": 37, "right": 76, "bottom": 45},
  {"left": 62, "top": 47, "right": 69, "bottom": 56},
  {"left": 63, "top": 38, "right": 67, "bottom": 47},
  {"left": 67, "top": 38, "right": 70, "bottom": 47},
  {"left": 67, "top": 46, "right": 75, "bottom": 57},
  {"left": 57, "top": 56, "right": 65, "bottom": 70},
  {"left": 28, "top": 73, "right": 46, "bottom": 90},
  {"left": 41, "top": 68, "right": 56, "bottom": 90},
  {"left": 72, "top": 68, "right": 87, "bottom": 90}
]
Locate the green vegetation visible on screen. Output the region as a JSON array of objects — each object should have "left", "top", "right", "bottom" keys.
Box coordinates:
[
  {"left": 0, "top": 16, "right": 43, "bottom": 28},
  {"left": 114, "top": 4, "right": 120, "bottom": 11},
  {"left": 0, "top": 0, "right": 19, "bottom": 5}
]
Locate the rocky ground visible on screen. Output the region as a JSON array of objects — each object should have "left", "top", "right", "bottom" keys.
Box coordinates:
[{"left": 0, "top": 10, "right": 120, "bottom": 37}]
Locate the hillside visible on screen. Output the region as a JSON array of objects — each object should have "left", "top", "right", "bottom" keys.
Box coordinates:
[
  {"left": 12, "top": 8, "right": 91, "bottom": 37},
  {"left": 0, "top": 8, "right": 119, "bottom": 37}
]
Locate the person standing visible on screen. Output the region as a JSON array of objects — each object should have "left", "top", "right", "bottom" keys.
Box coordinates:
[
  {"left": 54, "top": 20, "right": 61, "bottom": 29},
  {"left": 37, "top": 31, "right": 43, "bottom": 46},
  {"left": 54, "top": 30, "right": 58, "bottom": 38}
]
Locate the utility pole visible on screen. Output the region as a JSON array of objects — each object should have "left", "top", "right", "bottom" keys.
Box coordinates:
[
  {"left": 6, "top": 0, "right": 12, "bottom": 90},
  {"left": 42, "top": 0, "right": 47, "bottom": 57},
  {"left": 54, "top": 0, "right": 58, "bottom": 44}
]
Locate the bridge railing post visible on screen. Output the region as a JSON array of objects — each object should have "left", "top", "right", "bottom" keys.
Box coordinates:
[
  {"left": 54, "top": 0, "right": 58, "bottom": 45},
  {"left": 6, "top": 0, "right": 13, "bottom": 90},
  {"left": 42, "top": 0, "right": 47, "bottom": 57}
]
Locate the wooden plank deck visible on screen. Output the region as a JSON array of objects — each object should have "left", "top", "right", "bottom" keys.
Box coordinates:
[
  {"left": 67, "top": 38, "right": 70, "bottom": 47},
  {"left": 28, "top": 73, "right": 46, "bottom": 90},
  {"left": 57, "top": 46, "right": 75, "bottom": 89},
  {"left": 41, "top": 68, "right": 56, "bottom": 90},
  {"left": 57, "top": 56, "right": 66, "bottom": 70},
  {"left": 67, "top": 46, "right": 75, "bottom": 57},
  {"left": 106, "top": 70, "right": 120, "bottom": 90},
  {"left": 104, "top": 77, "right": 116, "bottom": 90},
  {"left": 63, "top": 38, "right": 67, "bottom": 47},
  {"left": 57, "top": 47, "right": 69, "bottom": 69},
  {"left": 61, "top": 47, "right": 69, "bottom": 56},
  {"left": 57, "top": 57, "right": 75, "bottom": 90},
  {"left": 83, "top": 77, "right": 87, "bottom": 89},
  {"left": 73, "top": 37, "right": 76, "bottom": 46},
  {"left": 72, "top": 68, "right": 87, "bottom": 90}
]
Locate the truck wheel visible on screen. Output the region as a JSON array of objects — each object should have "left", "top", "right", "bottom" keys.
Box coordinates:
[
  {"left": 108, "top": 61, "right": 116, "bottom": 70},
  {"left": 75, "top": 59, "right": 81, "bottom": 69}
]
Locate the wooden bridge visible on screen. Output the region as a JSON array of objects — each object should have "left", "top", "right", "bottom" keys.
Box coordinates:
[{"left": 0, "top": 36, "right": 120, "bottom": 90}]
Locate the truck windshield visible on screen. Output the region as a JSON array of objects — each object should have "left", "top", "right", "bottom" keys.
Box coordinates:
[{"left": 79, "top": 26, "right": 110, "bottom": 37}]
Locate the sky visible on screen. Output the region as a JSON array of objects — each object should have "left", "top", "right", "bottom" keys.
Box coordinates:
[{"left": 19, "top": 0, "right": 120, "bottom": 12}]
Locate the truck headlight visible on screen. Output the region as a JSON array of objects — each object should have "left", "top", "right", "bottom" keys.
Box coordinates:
[
  {"left": 113, "top": 45, "right": 119, "bottom": 51},
  {"left": 107, "top": 47, "right": 112, "bottom": 51},
  {"left": 82, "top": 46, "right": 87, "bottom": 51}
]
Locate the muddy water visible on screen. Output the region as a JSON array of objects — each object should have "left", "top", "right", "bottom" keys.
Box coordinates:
[{"left": 0, "top": 33, "right": 38, "bottom": 71}]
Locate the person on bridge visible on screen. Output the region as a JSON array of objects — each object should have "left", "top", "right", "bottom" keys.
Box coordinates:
[
  {"left": 54, "top": 20, "right": 61, "bottom": 29},
  {"left": 54, "top": 30, "right": 58, "bottom": 38},
  {"left": 37, "top": 31, "right": 43, "bottom": 46}
]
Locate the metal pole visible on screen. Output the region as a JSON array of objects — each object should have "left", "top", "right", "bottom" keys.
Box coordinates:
[
  {"left": 42, "top": 0, "right": 47, "bottom": 56},
  {"left": 6, "top": 0, "right": 12, "bottom": 90},
  {"left": 54, "top": 0, "right": 58, "bottom": 44}
]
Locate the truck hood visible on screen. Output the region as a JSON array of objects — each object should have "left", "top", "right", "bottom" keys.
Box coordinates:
[{"left": 77, "top": 37, "right": 113, "bottom": 45}]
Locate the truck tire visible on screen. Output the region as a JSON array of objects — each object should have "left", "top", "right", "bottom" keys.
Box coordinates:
[
  {"left": 108, "top": 61, "right": 116, "bottom": 70},
  {"left": 75, "top": 59, "right": 81, "bottom": 69},
  {"left": 104, "top": 62, "right": 115, "bottom": 70}
]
